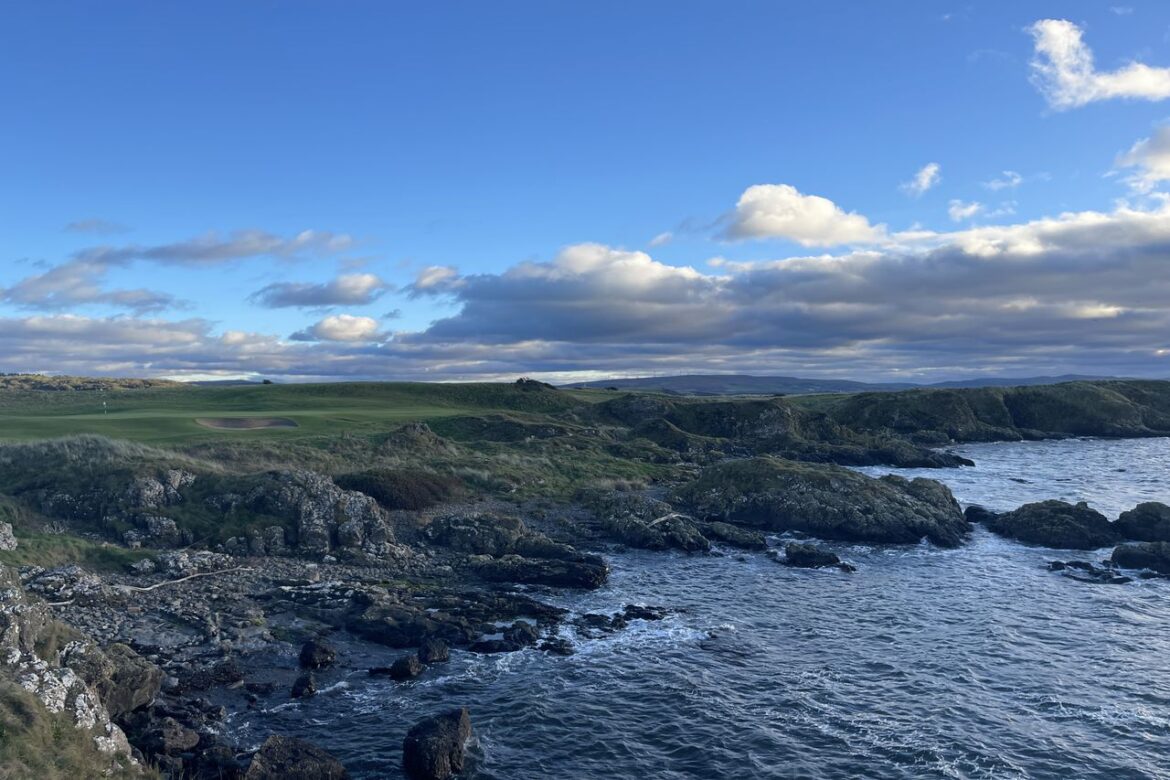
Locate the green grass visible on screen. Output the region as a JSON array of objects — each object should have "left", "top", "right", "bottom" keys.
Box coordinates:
[
  {"left": 0, "top": 381, "right": 599, "bottom": 444},
  {"left": 0, "top": 532, "right": 154, "bottom": 572}
]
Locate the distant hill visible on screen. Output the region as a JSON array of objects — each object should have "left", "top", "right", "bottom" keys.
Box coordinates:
[{"left": 564, "top": 373, "right": 1117, "bottom": 395}]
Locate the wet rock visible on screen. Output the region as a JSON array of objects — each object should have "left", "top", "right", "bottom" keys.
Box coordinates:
[
  {"left": 1115, "top": 502, "right": 1170, "bottom": 542},
  {"left": 539, "top": 637, "right": 575, "bottom": 656},
  {"left": 299, "top": 639, "right": 337, "bottom": 669},
  {"left": 781, "top": 542, "right": 855, "bottom": 572},
  {"left": 245, "top": 735, "right": 348, "bottom": 779},
  {"left": 0, "top": 521, "right": 16, "bottom": 551},
  {"left": 194, "top": 744, "right": 248, "bottom": 779},
  {"left": 697, "top": 521, "right": 767, "bottom": 550},
  {"left": 291, "top": 672, "right": 316, "bottom": 698},
  {"left": 388, "top": 655, "right": 424, "bottom": 680},
  {"left": 621, "top": 604, "right": 669, "bottom": 622},
  {"left": 963, "top": 505, "right": 999, "bottom": 525},
  {"left": 587, "top": 493, "right": 710, "bottom": 552},
  {"left": 1047, "top": 560, "right": 1132, "bottom": 584},
  {"left": 676, "top": 457, "right": 969, "bottom": 548},
  {"left": 1111, "top": 541, "right": 1170, "bottom": 574},
  {"left": 403, "top": 707, "right": 472, "bottom": 780},
  {"left": 473, "top": 553, "right": 608, "bottom": 589},
  {"left": 985, "top": 500, "right": 1119, "bottom": 549},
  {"left": 468, "top": 638, "right": 521, "bottom": 654},
  {"left": 141, "top": 715, "right": 200, "bottom": 755},
  {"left": 503, "top": 621, "right": 540, "bottom": 647},
  {"left": 418, "top": 637, "right": 450, "bottom": 664}
]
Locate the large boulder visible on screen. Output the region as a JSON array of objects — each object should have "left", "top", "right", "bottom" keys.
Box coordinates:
[
  {"left": 781, "top": 542, "right": 854, "bottom": 572},
  {"left": 587, "top": 493, "right": 710, "bottom": 553},
  {"left": 298, "top": 639, "right": 337, "bottom": 670},
  {"left": 245, "top": 735, "right": 348, "bottom": 779},
  {"left": 675, "top": 457, "right": 969, "bottom": 547},
  {"left": 1115, "top": 502, "right": 1170, "bottom": 542},
  {"left": 1111, "top": 542, "right": 1170, "bottom": 574},
  {"left": 61, "top": 641, "right": 162, "bottom": 719},
  {"left": 403, "top": 707, "right": 472, "bottom": 780},
  {"left": 985, "top": 500, "right": 1120, "bottom": 549},
  {"left": 473, "top": 554, "right": 608, "bottom": 589}
]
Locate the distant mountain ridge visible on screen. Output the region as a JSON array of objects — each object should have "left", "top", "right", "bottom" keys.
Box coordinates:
[{"left": 564, "top": 373, "right": 1117, "bottom": 395}]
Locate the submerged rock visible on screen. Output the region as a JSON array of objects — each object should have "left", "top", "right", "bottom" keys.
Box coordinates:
[
  {"left": 418, "top": 637, "right": 450, "bottom": 664},
  {"left": 1115, "top": 502, "right": 1170, "bottom": 542},
  {"left": 298, "top": 639, "right": 337, "bottom": 670},
  {"left": 290, "top": 672, "right": 316, "bottom": 698},
  {"left": 245, "top": 735, "right": 348, "bottom": 779},
  {"left": 1047, "top": 560, "right": 1132, "bottom": 585},
  {"left": 985, "top": 500, "right": 1119, "bottom": 549},
  {"left": 388, "top": 655, "right": 424, "bottom": 680},
  {"left": 1111, "top": 542, "right": 1170, "bottom": 574},
  {"left": 676, "top": 457, "right": 969, "bottom": 547},
  {"left": 403, "top": 707, "right": 472, "bottom": 780}
]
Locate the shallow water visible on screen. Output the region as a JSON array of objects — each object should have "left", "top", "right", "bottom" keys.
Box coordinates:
[{"left": 229, "top": 437, "right": 1170, "bottom": 779}]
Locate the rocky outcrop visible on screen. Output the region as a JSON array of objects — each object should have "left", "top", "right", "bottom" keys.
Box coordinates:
[
  {"left": 245, "top": 735, "right": 348, "bottom": 779},
  {"left": 424, "top": 513, "right": 576, "bottom": 560},
  {"left": 1116, "top": 502, "right": 1170, "bottom": 542},
  {"left": 1047, "top": 560, "right": 1133, "bottom": 585},
  {"left": 403, "top": 707, "right": 472, "bottom": 780},
  {"left": 61, "top": 641, "right": 162, "bottom": 719},
  {"left": 780, "top": 542, "right": 855, "bottom": 572},
  {"left": 1111, "top": 542, "right": 1170, "bottom": 574},
  {"left": 586, "top": 493, "right": 710, "bottom": 553},
  {"left": 472, "top": 554, "right": 608, "bottom": 589},
  {"left": 676, "top": 457, "right": 969, "bottom": 547},
  {"left": 0, "top": 522, "right": 15, "bottom": 551},
  {"left": 984, "top": 500, "right": 1120, "bottom": 549}
]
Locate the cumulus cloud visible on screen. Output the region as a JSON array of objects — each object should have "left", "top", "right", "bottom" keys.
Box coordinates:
[
  {"left": 901, "top": 163, "right": 941, "bottom": 196},
  {"left": 75, "top": 229, "right": 354, "bottom": 267},
  {"left": 1116, "top": 126, "right": 1170, "bottom": 192},
  {"left": 250, "top": 272, "right": 392, "bottom": 308},
  {"left": 1029, "top": 19, "right": 1170, "bottom": 109},
  {"left": 722, "top": 184, "right": 885, "bottom": 246},
  {"left": 947, "top": 200, "right": 984, "bottom": 221},
  {"left": 290, "top": 314, "right": 384, "bottom": 343}
]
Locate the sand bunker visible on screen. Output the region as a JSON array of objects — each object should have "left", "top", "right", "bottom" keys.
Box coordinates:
[{"left": 195, "top": 417, "right": 299, "bottom": 430}]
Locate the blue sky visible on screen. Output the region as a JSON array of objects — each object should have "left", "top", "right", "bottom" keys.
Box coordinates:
[{"left": 3, "top": 1, "right": 1170, "bottom": 381}]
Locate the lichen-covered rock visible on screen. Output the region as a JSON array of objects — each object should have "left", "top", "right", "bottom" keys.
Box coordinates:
[
  {"left": 0, "top": 522, "right": 16, "bottom": 552},
  {"left": 125, "top": 469, "right": 196, "bottom": 509},
  {"left": 61, "top": 641, "right": 162, "bottom": 718},
  {"left": 1116, "top": 502, "right": 1170, "bottom": 542},
  {"left": 241, "top": 470, "right": 403, "bottom": 559},
  {"left": 245, "top": 735, "right": 348, "bottom": 779},
  {"left": 985, "top": 500, "right": 1120, "bottom": 549},
  {"left": 403, "top": 707, "right": 472, "bottom": 780},
  {"left": 676, "top": 457, "right": 969, "bottom": 547}
]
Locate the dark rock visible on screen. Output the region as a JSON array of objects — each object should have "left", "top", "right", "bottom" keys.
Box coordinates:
[
  {"left": 245, "top": 735, "right": 348, "bottom": 779},
  {"left": 141, "top": 716, "right": 200, "bottom": 756},
  {"left": 245, "top": 681, "right": 277, "bottom": 696},
  {"left": 986, "top": 500, "right": 1119, "bottom": 549},
  {"left": 299, "top": 639, "right": 337, "bottom": 670},
  {"left": 388, "top": 655, "right": 424, "bottom": 680},
  {"left": 418, "top": 637, "right": 450, "bottom": 664},
  {"left": 291, "top": 672, "right": 316, "bottom": 698},
  {"left": 676, "top": 457, "right": 969, "bottom": 547},
  {"left": 539, "top": 637, "right": 575, "bottom": 655},
  {"left": 963, "top": 505, "right": 999, "bottom": 524},
  {"left": 503, "top": 621, "right": 539, "bottom": 647},
  {"left": 781, "top": 542, "right": 855, "bottom": 572},
  {"left": 62, "top": 641, "right": 162, "bottom": 719},
  {"left": 473, "top": 553, "right": 608, "bottom": 589},
  {"left": 621, "top": 604, "right": 669, "bottom": 622},
  {"left": 468, "top": 639, "right": 521, "bottom": 654},
  {"left": 1047, "top": 559, "right": 1132, "bottom": 584},
  {"left": 402, "top": 707, "right": 472, "bottom": 780},
  {"left": 1112, "top": 541, "right": 1170, "bottom": 574},
  {"left": 1116, "top": 502, "right": 1170, "bottom": 542},
  {"left": 697, "top": 521, "right": 767, "bottom": 550}
]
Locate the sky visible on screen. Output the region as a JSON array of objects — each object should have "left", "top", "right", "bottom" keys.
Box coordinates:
[{"left": 3, "top": 1, "right": 1170, "bottom": 382}]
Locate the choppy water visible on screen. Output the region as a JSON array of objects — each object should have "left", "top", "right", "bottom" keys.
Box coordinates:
[{"left": 229, "top": 437, "right": 1170, "bottom": 779}]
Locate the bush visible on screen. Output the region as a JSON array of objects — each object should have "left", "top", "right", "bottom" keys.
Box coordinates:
[{"left": 334, "top": 469, "right": 464, "bottom": 510}]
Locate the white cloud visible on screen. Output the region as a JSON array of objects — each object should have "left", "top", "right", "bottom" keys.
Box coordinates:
[
  {"left": 901, "top": 162, "right": 942, "bottom": 196},
  {"left": 250, "top": 272, "right": 392, "bottom": 308},
  {"left": 948, "top": 200, "right": 985, "bottom": 221},
  {"left": 983, "top": 171, "right": 1023, "bottom": 191},
  {"left": 290, "top": 314, "right": 383, "bottom": 343},
  {"left": 1029, "top": 19, "right": 1170, "bottom": 109},
  {"left": 649, "top": 231, "right": 674, "bottom": 247},
  {"left": 0, "top": 258, "right": 177, "bottom": 314},
  {"left": 722, "top": 184, "right": 885, "bottom": 246},
  {"left": 1116, "top": 126, "right": 1170, "bottom": 192}
]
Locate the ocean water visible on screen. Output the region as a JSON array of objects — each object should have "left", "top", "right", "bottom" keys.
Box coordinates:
[{"left": 229, "top": 437, "right": 1170, "bottom": 779}]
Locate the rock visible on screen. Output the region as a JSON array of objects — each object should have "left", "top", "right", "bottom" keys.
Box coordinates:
[
  {"left": 291, "top": 672, "right": 316, "bottom": 698},
  {"left": 1111, "top": 542, "right": 1170, "bottom": 574},
  {"left": 986, "top": 500, "right": 1120, "bottom": 549},
  {"left": 587, "top": 493, "right": 710, "bottom": 552},
  {"left": 128, "top": 558, "right": 156, "bottom": 575},
  {"left": 473, "top": 554, "right": 608, "bottom": 589},
  {"left": 388, "top": 655, "right": 424, "bottom": 680},
  {"left": 697, "top": 521, "right": 767, "bottom": 550},
  {"left": 503, "top": 621, "right": 539, "bottom": 647},
  {"left": 963, "top": 505, "right": 999, "bottom": 525},
  {"left": 193, "top": 744, "right": 248, "bottom": 778},
  {"left": 418, "top": 637, "right": 450, "bottom": 664},
  {"left": 539, "top": 637, "right": 575, "bottom": 655},
  {"left": 245, "top": 735, "right": 348, "bottom": 779},
  {"left": 621, "top": 604, "right": 669, "bottom": 622},
  {"left": 402, "top": 707, "right": 472, "bottom": 780},
  {"left": 1047, "top": 560, "right": 1132, "bottom": 585},
  {"left": 0, "top": 521, "right": 16, "bottom": 551},
  {"left": 425, "top": 512, "right": 578, "bottom": 559},
  {"left": 676, "top": 457, "right": 969, "bottom": 547},
  {"left": 299, "top": 639, "right": 337, "bottom": 670},
  {"left": 62, "top": 641, "right": 162, "bottom": 719},
  {"left": 781, "top": 542, "right": 855, "bottom": 572},
  {"left": 1116, "top": 502, "right": 1170, "bottom": 542},
  {"left": 468, "top": 639, "right": 521, "bottom": 654},
  {"left": 141, "top": 716, "right": 200, "bottom": 755}
]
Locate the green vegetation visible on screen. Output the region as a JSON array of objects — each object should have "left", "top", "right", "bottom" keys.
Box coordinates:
[
  {"left": 0, "top": 532, "right": 154, "bottom": 572},
  {"left": 334, "top": 469, "right": 466, "bottom": 510},
  {"left": 0, "top": 683, "right": 147, "bottom": 779}
]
